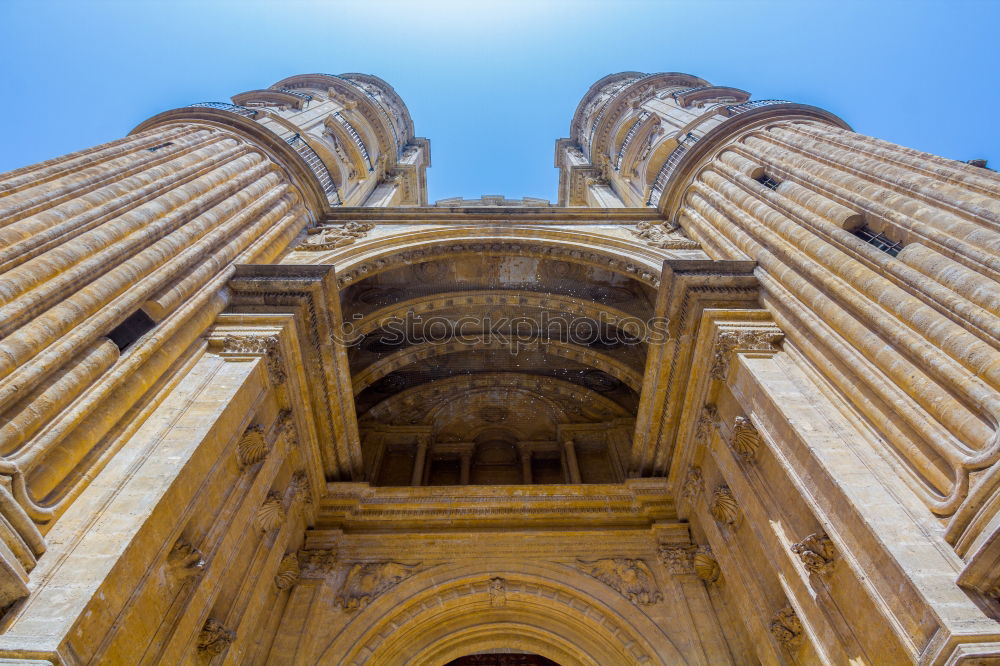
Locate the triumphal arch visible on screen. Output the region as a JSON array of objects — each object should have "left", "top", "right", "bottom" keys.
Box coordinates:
[{"left": 0, "top": 70, "right": 997, "bottom": 664}]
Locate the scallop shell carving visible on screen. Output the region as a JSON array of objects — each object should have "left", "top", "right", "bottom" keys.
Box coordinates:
[
  {"left": 255, "top": 492, "right": 285, "bottom": 532},
  {"left": 730, "top": 416, "right": 760, "bottom": 463},
  {"left": 274, "top": 553, "right": 300, "bottom": 590},
  {"left": 710, "top": 486, "right": 739, "bottom": 526},
  {"left": 693, "top": 547, "right": 720, "bottom": 582},
  {"left": 237, "top": 425, "right": 269, "bottom": 468}
]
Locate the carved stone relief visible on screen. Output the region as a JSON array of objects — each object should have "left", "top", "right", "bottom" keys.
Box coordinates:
[
  {"left": 791, "top": 532, "right": 836, "bottom": 575},
  {"left": 274, "top": 553, "right": 300, "bottom": 590},
  {"left": 577, "top": 558, "right": 663, "bottom": 605},
  {"left": 336, "top": 561, "right": 421, "bottom": 610},
  {"left": 167, "top": 540, "right": 205, "bottom": 580},
  {"left": 197, "top": 618, "right": 235, "bottom": 656},
  {"left": 236, "top": 425, "right": 269, "bottom": 468},
  {"left": 692, "top": 546, "right": 720, "bottom": 583},
  {"left": 730, "top": 416, "right": 760, "bottom": 463},
  {"left": 709, "top": 328, "right": 784, "bottom": 381},
  {"left": 628, "top": 220, "right": 700, "bottom": 250},
  {"left": 694, "top": 404, "right": 719, "bottom": 445},
  {"left": 221, "top": 334, "right": 286, "bottom": 386},
  {"left": 296, "top": 221, "right": 374, "bottom": 251},
  {"left": 255, "top": 491, "right": 285, "bottom": 532},
  {"left": 710, "top": 486, "right": 739, "bottom": 526},
  {"left": 488, "top": 576, "right": 507, "bottom": 607},
  {"left": 681, "top": 466, "right": 704, "bottom": 502},
  {"left": 657, "top": 545, "right": 694, "bottom": 574},
  {"left": 769, "top": 605, "right": 804, "bottom": 648},
  {"left": 298, "top": 548, "right": 338, "bottom": 578}
]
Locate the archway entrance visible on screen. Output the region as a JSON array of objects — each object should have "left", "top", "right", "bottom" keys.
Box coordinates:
[{"left": 444, "top": 654, "right": 561, "bottom": 666}]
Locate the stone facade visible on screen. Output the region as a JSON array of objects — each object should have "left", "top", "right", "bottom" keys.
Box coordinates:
[{"left": 0, "top": 70, "right": 996, "bottom": 664}]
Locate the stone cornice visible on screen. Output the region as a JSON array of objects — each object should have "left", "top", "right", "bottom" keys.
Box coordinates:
[{"left": 318, "top": 206, "right": 661, "bottom": 224}]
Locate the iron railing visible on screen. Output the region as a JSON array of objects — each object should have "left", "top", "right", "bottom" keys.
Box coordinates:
[
  {"left": 726, "top": 99, "right": 792, "bottom": 115},
  {"left": 188, "top": 102, "right": 259, "bottom": 118},
  {"left": 323, "top": 74, "right": 402, "bottom": 155},
  {"left": 334, "top": 112, "right": 374, "bottom": 171},
  {"left": 614, "top": 112, "right": 649, "bottom": 170},
  {"left": 286, "top": 133, "right": 341, "bottom": 204},
  {"left": 670, "top": 86, "right": 707, "bottom": 101},
  {"left": 853, "top": 226, "right": 903, "bottom": 256},
  {"left": 647, "top": 133, "right": 699, "bottom": 206},
  {"left": 276, "top": 87, "right": 313, "bottom": 104}
]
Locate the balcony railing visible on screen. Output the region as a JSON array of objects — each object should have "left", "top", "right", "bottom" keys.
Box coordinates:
[
  {"left": 276, "top": 87, "right": 313, "bottom": 104},
  {"left": 334, "top": 112, "right": 374, "bottom": 172},
  {"left": 323, "top": 74, "right": 401, "bottom": 156},
  {"left": 286, "top": 133, "right": 341, "bottom": 204},
  {"left": 614, "top": 112, "right": 649, "bottom": 170},
  {"left": 188, "top": 102, "right": 259, "bottom": 119},
  {"left": 726, "top": 99, "right": 792, "bottom": 115},
  {"left": 647, "top": 133, "right": 699, "bottom": 206}
]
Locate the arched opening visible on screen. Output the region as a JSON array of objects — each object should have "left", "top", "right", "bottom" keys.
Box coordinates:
[{"left": 444, "top": 653, "right": 561, "bottom": 665}]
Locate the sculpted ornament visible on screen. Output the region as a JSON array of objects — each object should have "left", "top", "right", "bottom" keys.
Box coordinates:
[
  {"left": 221, "top": 334, "right": 286, "bottom": 386},
  {"left": 694, "top": 404, "right": 719, "bottom": 445},
  {"left": 298, "top": 548, "right": 338, "bottom": 578},
  {"left": 730, "top": 416, "right": 761, "bottom": 463},
  {"left": 274, "top": 553, "right": 300, "bottom": 590},
  {"left": 488, "top": 577, "right": 507, "bottom": 607},
  {"left": 791, "top": 532, "right": 836, "bottom": 575},
  {"left": 657, "top": 545, "right": 694, "bottom": 574},
  {"left": 336, "top": 561, "right": 421, "bottom": 610},
  {"left": 578, "top": 558, "right": 663, "bottom": 605},
  {"left": 710, "top": 486, "right": 740, "bottom": 526},
  {"left": 288, "top": 471, "right": 312, "bottom": 505},
  {"left": 693, "top": 546, "right": 721, "bottom": 583},
  {"left": 167, "top": 540, "right": 205, "bottom": 579},
  {"left": 710, "top": 328, "right": 784, "bottom": 381},
  {"left": 255, "top": 491, "right": 285, "bottom": 532},
  {"left": 296, "top": 221, "right": 374, "bottom": 251},
  {"left": 681, "top": 466, "right": 704, "bottom": 502},
  {"left": 629, "top": 220, "right": 700, "bottom": 250},
  {"left": 770, "top": 606, "right": 804, "bottom": 648},
  {"left": 197, "top": 618, "right": 235, "bottom": 656},
  {"left": 236, "top": 425, "right": 269, "bottom": 468}
]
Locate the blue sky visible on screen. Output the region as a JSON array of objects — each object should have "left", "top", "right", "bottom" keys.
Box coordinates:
[{"left": 1, "top": 0, "right": 996, "bottom": 203}]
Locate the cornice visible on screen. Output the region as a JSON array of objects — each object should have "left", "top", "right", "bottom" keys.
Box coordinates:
[{"left": 319, "top": 206, "right": 661, "bottom": 224}]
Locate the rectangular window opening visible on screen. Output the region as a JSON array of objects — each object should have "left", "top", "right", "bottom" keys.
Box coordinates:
[
  {"left": 146, "top": 142, "right": 175, "bottom": 152},
  {"left": 852, "top": 225, "right": 904, "bottom": 257},
  {"left": 754, "top": 173, "right": 781, "bottom": 190},
  {"left": 107, "top": 309, "right": 156, "bottom": 351}
]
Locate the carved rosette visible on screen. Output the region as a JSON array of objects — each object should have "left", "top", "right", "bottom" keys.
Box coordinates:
[
  {"left": 730, "top": 416, "right": 760, "bottom": 463},
  {"left": 577, "top": 558, "right": 663, "bottom": 605},
  {"left": 709, "top": 486, "right": 740, "bottom": 526},
  {"left": 274, "top": 553, "right": 301, "bottom": 590},
  {"left": 769, "top": 606, "right": 804, "bottom": 648},
  {"left": 298, "top": 549, "right": 338, "bottom": 579},
  {"left": 167, "top": 540, "right": 205, "bottom": 579},
  {"left": 709, "top": 328, "right": 784, "bottom": 382},
  {"left": 221, "top": 334, "right": 287, "bottom": 386},
  {"left": 791, "top": 532, "right": 836, "bottom": 575},
  {"left": 657, "top": 545, "right": 695, "bottom": 574},
  {"left": 336, "top": 561, "right": 421, "bottom": 610},
  {"left": 694, "top": 404, "right": 719, "bottom": 445},
  {"left": 197, "top": 618, "right": 235, "bottom": 656},
  {"left": 255, "top": 491, "right": 285, "bottom": 532},
  {"left": 681, "top": 466, "right": 704, "bottom": 502},
  {"left": 692, "top": 546, "right": 720, "bottom": 583},
  {"left": 296, "top": 221, "right": 374, "bottom": 251},
  {"left": 488, "top": 577, "right": 507, "bottom": 607},
  {"left": 236, "top": 425, "right": 269, "bottom": 468}
]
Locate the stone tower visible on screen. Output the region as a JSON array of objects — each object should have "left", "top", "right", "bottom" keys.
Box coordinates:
[{"left": 0, "top": 71, "right": 996, "bottom": 664}]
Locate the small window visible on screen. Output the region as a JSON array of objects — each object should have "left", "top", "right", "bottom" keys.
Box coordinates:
[
  {"left": 107, "top": 310, "right": 156, "bottom": 351},
  {"left": 852, "top": 225, "right": 904, "bottom": 257},
  {"left": 146, "top": 142, "right": 174, "bottom": 152},
  {"left": 754, "top": 173, "right": 780, "bottom": 190}
]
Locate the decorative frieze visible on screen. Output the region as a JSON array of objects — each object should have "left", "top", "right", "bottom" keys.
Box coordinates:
[
  {"left": 791, "top": 532, "right": 836, "bottom": 575},
  {"left": 236, "top": 425, "right": 269, "bottom": 468},
  {"left": 197, "top": 618, "right": 235, "bottom": 656},
  {"left": 769, "top": 605, "right": 804, "bottom": 648},
  {"left": 488, "top": 577, "right": 507, "bottom": 607},
  {"left": 295, "top": 221, "right": 374, "bottom": 251},
  {"left": 255, "top": 491, "right": 285, "bottom": 532},
  {"left": 221, "top": 334, "right": 287, "bottom": 386},
  {"left": 692, "top": 546, "right": 720, "bottom": 583},
  {"left": 730, "top": 416, "right": 760, "bottom": 463},
  {"left": 577, "top": 558, "right": 663, "bottom": 605},
  {"left": 274, "top": 553, "right": 301, "bottom": 590},
  {"left": 709, "top": 486, "right": 739, "bottom": 526},
  {"left": 709, "top": 328, "right": 784, "bottom": 381},
  {"left": 336, "top": 561, "right": 421, "bottom": 610}
]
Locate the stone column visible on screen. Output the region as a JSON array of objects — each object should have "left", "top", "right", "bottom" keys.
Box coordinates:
[
  {"left": 518, "top": 445, "right": 533, "bottom": 484},
  {"left": 460, "top": 450, "right": 473, "bottom": 485},
  {"left": 411, "top": 435, "right": 429, "bottom": 487},
  {"left": 562, "top": 439, "right": 582, "bottom": 484}
]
